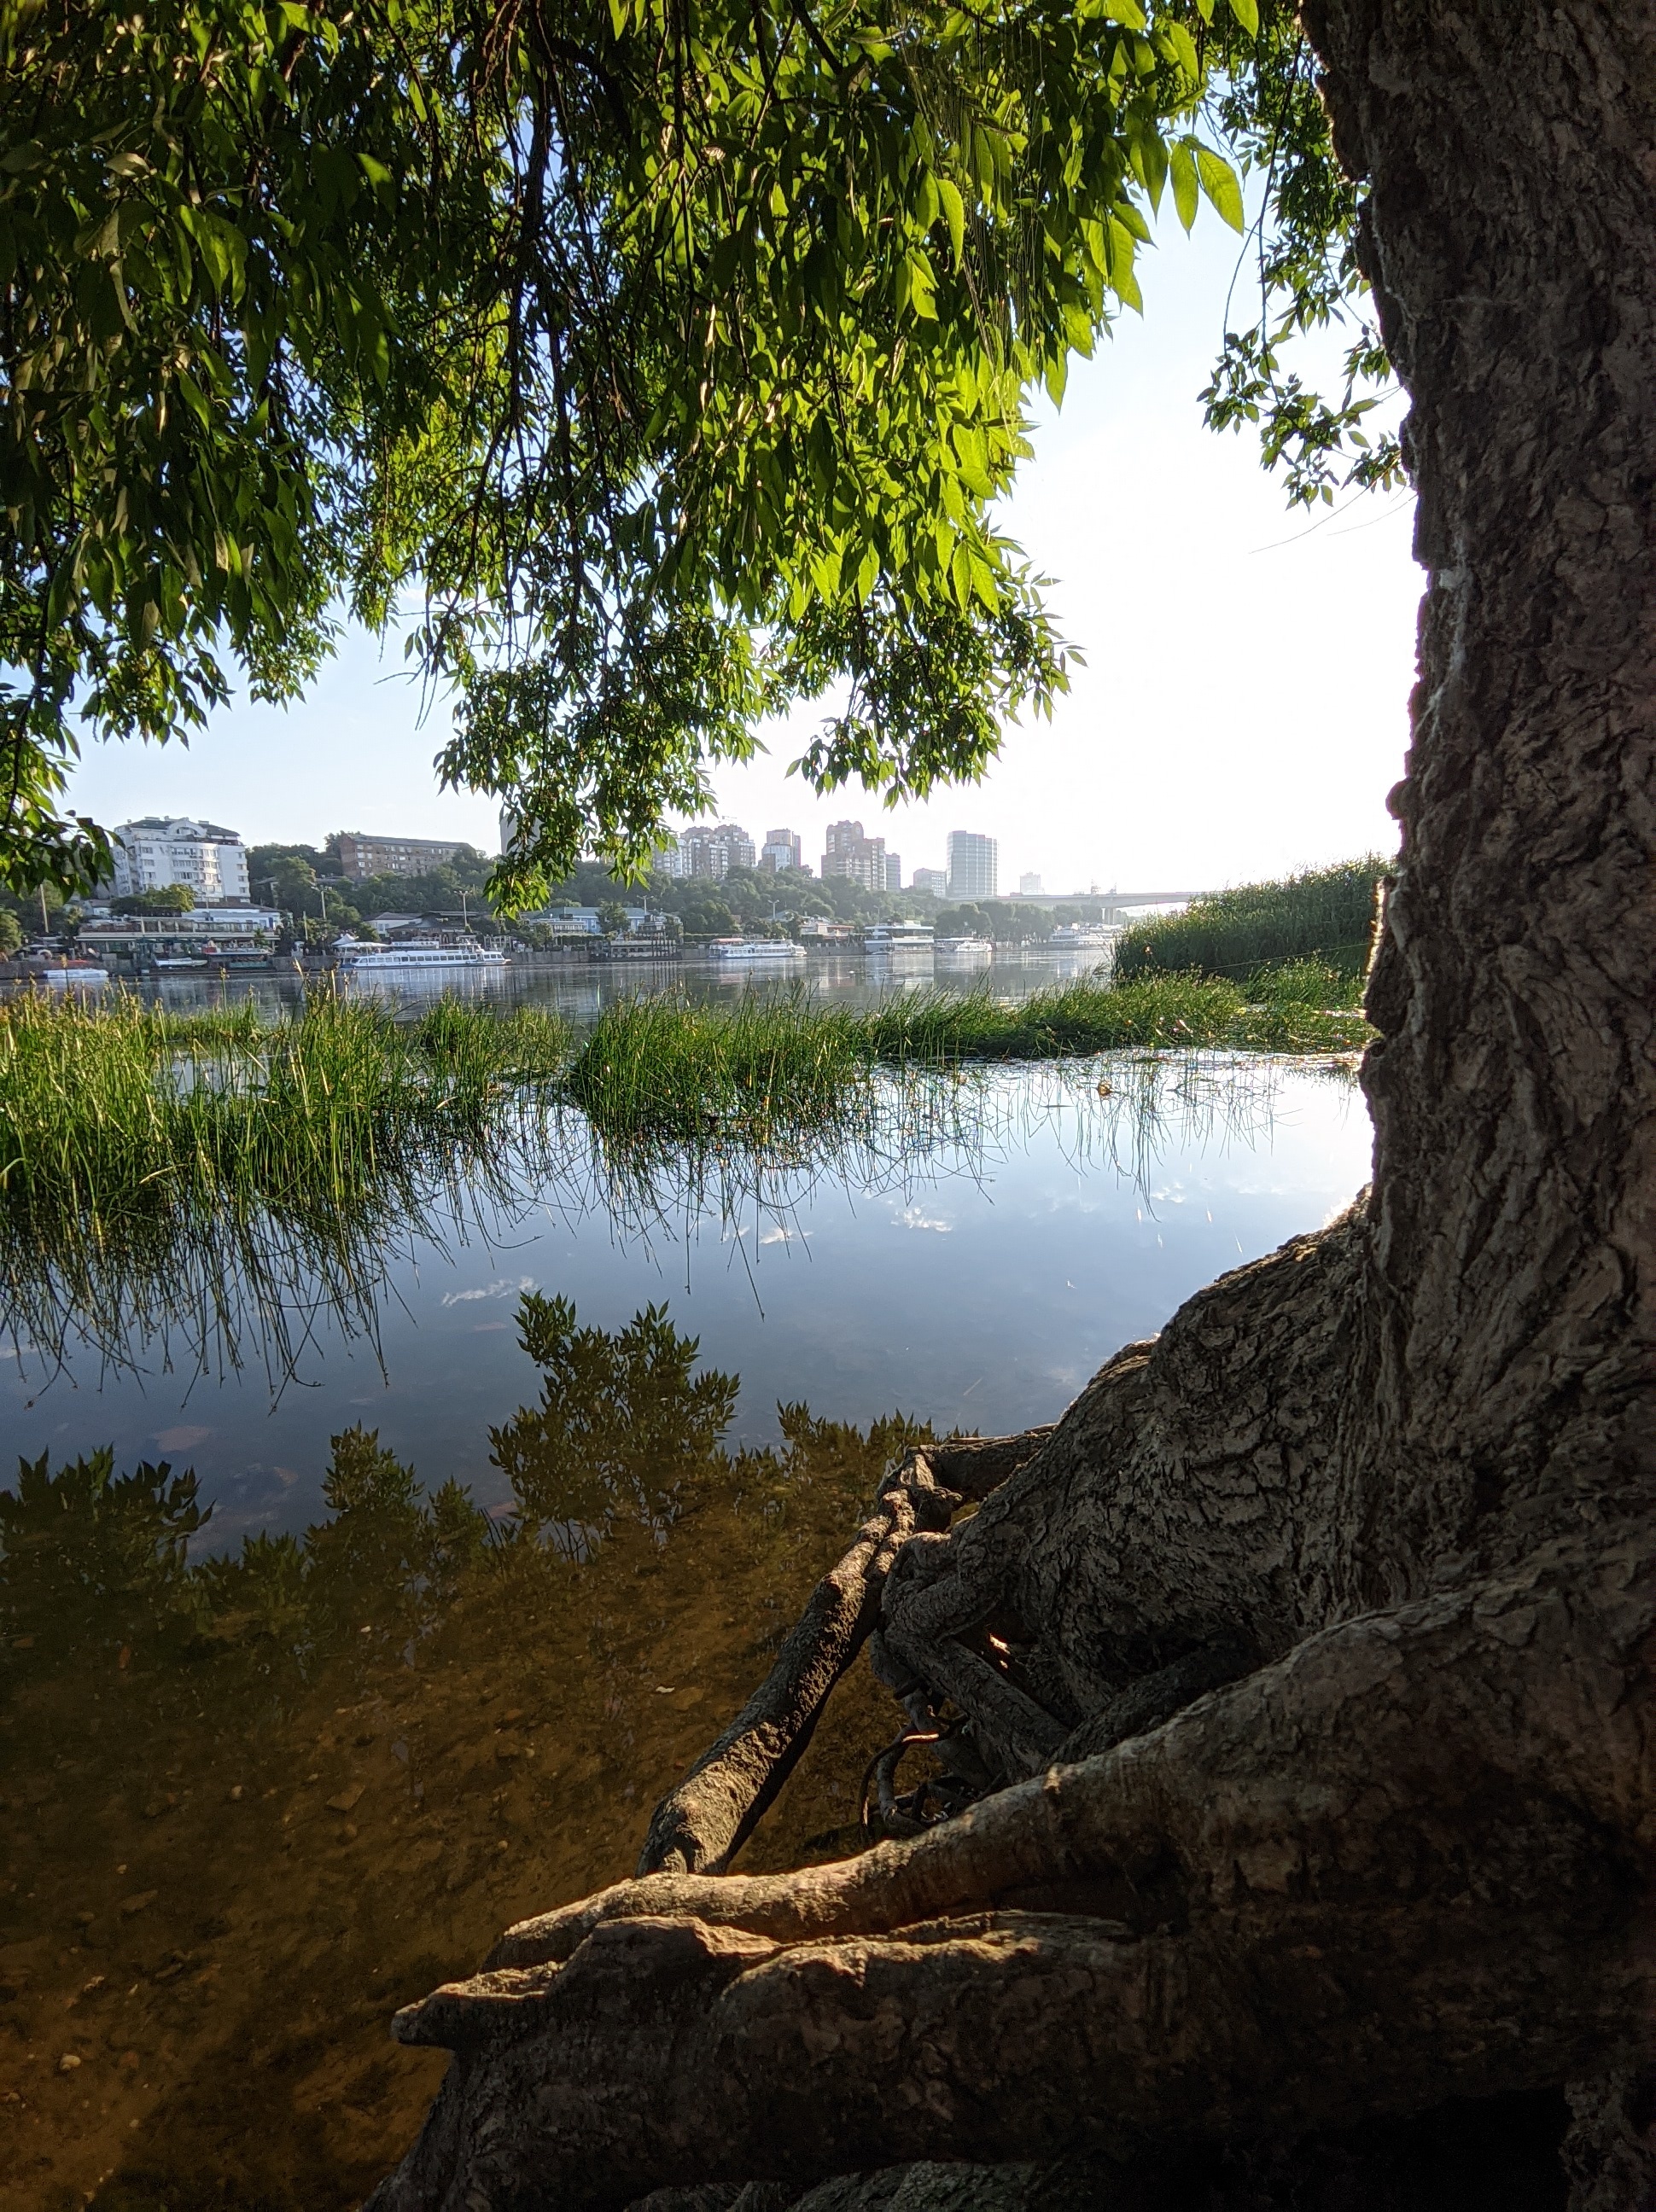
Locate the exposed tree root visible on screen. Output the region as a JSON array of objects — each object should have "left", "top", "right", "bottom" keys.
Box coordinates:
[
  {"left": 637, "top": 1430, "right": 1051, "bottom": 1875},
  {"left": 366, "top": 1525, "right": 1656, "bottom": 2210}
]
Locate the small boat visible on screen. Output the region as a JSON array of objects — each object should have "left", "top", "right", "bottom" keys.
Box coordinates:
[
  {"left": 708, "top": 938, "right": 804, "bottom": 962},
  {"left": 340, "top": 937, "right": 509, "bottom": 972},
  {"left": 934, "top": 935, "right": 993, "bottom": 959},
  {"left": 153, "top": 955, "right": 207, "bottom": 970},
  {"left": 1048, "top": 924, "right": 1115, "bottom": 951},
  {"left": 43, "top": 962, "right": 109, "bottom": 986}
]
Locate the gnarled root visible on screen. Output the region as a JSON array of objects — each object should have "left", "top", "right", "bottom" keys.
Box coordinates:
[
  {"left": 368, "top": 1526, "right": 1656, "bottom": 2212},
  {"left": 636, "top": 1429, "right": 1052, "bottom": 1876}
]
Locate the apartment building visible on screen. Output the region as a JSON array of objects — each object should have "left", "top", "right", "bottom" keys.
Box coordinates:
[
  {"left": 759, "top": 829, "right": 803, "bottom": 873},
  {"left": 335, "top": 833, "right": 478, "bottom": 881},
  {"left": 821, "top": 819, "right": 900, "bottom": 894},
  {"left": 108, "top": 818, "right": 251, "bottom": 904},
  {"left": 946, "top": 831, "right": 998, "bottom": 901},
  {"left": 679, "top": 823, "right": 756, "bottom": 878}
]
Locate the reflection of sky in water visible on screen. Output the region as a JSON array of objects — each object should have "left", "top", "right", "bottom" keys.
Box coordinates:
[{"left": 3, "top": 1058, "right": 1371, "bottom": 1544}]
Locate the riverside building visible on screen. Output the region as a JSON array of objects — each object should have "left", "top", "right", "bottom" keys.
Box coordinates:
[
  {"left": 679, "top": 823, "right": 756, "bottom": 878},
  {"left": 759, "top": 829, "right": 803, "bottom": 873},
  {"left": 108, "top": 818, "right": 251, "bottom": 904},
  {"left": 947, "top": 831, "right": 998, "bottom": 901},
  {"left": 335, "top": 832, "right": 478, "bottom": 881},
  {"left": 821, "top": 820, "right": 901, "bottom": 893}
]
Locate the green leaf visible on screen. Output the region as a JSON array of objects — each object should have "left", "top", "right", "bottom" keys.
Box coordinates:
[
  {"left": 937, "top": 176, "right": 965, "bottom": 271},
  {"left": 1169, "top": 140, "right": 1198, "bottom": 232},
  {"left": 1195, "top": 144, "right": 1245, "bottom": 231},
  {"left": 1226, "top": 0, "right": 1260, "bottom": 33}
]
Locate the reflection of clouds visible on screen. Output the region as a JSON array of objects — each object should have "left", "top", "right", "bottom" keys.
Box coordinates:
[
  {"left": 758, "top": 1226, "right": 810, "bottom": 1246},
  {"left": 440, "top": 1275, "right": 538, "bottom": 1307},
  {"left": 154, "top": 1424, "right": 212, "bottom": 1452},
  {"left": 894, "top": 1205, "right": 953, "bottom": 1233}
]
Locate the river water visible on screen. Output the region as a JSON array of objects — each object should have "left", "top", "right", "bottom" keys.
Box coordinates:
[{"left": 0, "top": 966, "right": 1372, "bottom": 2209}]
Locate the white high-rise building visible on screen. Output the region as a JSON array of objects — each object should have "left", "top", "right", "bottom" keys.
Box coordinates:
[
  {"left": 679, "top": 823, "right": 756, "bottom": 879},
  {"left": 760, "top": 828, "right": 803, "bottom": 873},
  {"left": 108, "top": 818, "right": 250, "bottom": 904},
  {"left": 1019, "top": 872, "right": 1043, "bottom": 896},
  {"left": 947, "top": 831, "right": 998, "bottom": 902}
]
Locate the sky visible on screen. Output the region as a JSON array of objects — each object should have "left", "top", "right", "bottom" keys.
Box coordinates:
[{"left": 64, "top": 208, "right": 1422, "bottom": 897}]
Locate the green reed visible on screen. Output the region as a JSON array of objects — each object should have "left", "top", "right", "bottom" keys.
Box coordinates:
[
  {"left": 0, "top": 987, "right": 570, "bottom": 1379},
  {"left": 1, "top": 975, "right": 1362, "bottom": 1385},
  {"left": 567, "top": 973, "right": 1369, "bottom": 1144},
  {"left": 1111, "top": 858, "right": 1388, "bottom": 992},
  {"left": 564, "top": 987, "right": 872, "bottom": 1143}
]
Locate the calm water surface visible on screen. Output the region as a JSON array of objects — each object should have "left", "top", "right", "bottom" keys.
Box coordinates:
[{"left": 0, "top": 972, "right": 1371, "bottom": 2209}]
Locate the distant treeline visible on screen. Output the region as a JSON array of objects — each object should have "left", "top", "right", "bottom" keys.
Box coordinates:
[{"left": 1112, "top": 859, "right": 1391, "bottom": 989}]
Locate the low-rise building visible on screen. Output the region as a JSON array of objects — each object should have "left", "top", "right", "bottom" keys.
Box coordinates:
[
  {"left": 78, "top": 903, "right": 283, "bottom": 957},
  {"left": 108, "top": 818, "right": 250, "bottom": 904}
]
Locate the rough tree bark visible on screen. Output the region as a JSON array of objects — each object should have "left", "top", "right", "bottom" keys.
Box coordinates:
[{"left": 368, "top": 3, "right": 1655, "bottom": 2204}]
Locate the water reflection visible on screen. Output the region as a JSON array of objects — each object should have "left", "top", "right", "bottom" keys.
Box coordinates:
[
  {"left": 3, "top": 1049, "right": 1333, "bottom": 1399},
  {"left": 0, "top": 1301, "right": 921, "bottom": 2207}
]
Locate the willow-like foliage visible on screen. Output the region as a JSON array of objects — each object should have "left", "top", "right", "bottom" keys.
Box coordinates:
[{"left": 1, "top": 0, "right": 1388, "bottom": 898}]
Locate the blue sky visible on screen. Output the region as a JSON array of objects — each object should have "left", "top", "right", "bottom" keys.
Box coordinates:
[{"left": 66, "top": 205, "right": 1420, "bottom": 895}]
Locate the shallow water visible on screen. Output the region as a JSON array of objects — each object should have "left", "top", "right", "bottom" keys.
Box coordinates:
[{"left": 0, "top": 1039, "right": 1372, "bottom": 2209}]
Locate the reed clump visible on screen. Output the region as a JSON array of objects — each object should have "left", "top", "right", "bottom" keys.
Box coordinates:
[
  {"left": 564, "top": 988, "right": 872, "bottom": 1143},
  {"left": 567, "top": 973, "right": 1370, "bottom": 1143},
  {"left": 1111, "top": 859, "right": 1389, "bottom": 992},
  {"left": 0, "top": 987, "right": 570, "bottom": 1377}
]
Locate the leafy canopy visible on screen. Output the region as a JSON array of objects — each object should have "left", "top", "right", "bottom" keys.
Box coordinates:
[{"left": 1, "top": 0, "right": 1391, "bottom": 903}]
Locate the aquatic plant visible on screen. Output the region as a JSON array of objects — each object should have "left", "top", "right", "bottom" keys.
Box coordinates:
[
  {"left": 567, "top": 973, "right": 1367, "bottom": 1145},
  {"left": 564, "top": 987, "right": 871, "bottom": 1143},
  {"left": 1111, "top": 859, "right": 1389, "bottom": 991},
  {"left": 0, "top": 987, "right": 571, "bottom": 1382}
]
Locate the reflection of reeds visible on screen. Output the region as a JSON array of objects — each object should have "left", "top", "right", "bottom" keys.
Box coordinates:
[
  {"left": 0, "top": 988, "right": 569, "bottom": 1384},
  {"left": 0, "top": 982, "right": 1362, "bottom": 1391}
]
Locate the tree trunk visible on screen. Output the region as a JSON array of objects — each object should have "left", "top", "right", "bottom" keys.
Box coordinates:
[{"left": 367, "top": 4, "right": 1656, "bottom": 2203}]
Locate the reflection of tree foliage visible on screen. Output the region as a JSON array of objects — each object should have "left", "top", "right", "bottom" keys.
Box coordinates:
[
  {"left": 0, "top": 1296, "right": 756, "bottom": 1701},
  {"left": 491, "top": 1294, "right": 738, "bottom": 1558},
  {"left": 0, "top": 1426, "right": 499, "bottom": 1693},
  {"left": 0, "top": 1447, "right": 213, "bottom": 1662}
]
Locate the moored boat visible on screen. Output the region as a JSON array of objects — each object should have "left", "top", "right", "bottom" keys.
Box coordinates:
[
  {"left": 707, "top": 938, "right": 804, "bottom": 962},
  {"left": 338, "top": 937, "right": 508, "bottom": 972}
]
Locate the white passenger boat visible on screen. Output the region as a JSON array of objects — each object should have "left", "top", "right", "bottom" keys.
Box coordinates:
[
  {"left": 862, "top": 922, "right": 935, "bottom": 952},
  {"left": 1048, "top": 923, "right": 1115, "bottom": 951},
  {"left": 42, "top": 963, "right": 110, "bottom": 986},
  {"left": 339, "top": 937, "right": 508, "bottom": 972},
  {"left": 708, "top": 938, "right": 804, "bottom": 962}
]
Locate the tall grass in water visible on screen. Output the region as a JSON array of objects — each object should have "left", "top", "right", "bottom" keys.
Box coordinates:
[
  {"left": 1111, "top": 859, "right": 1389, "bottom": 992},
  {"left": 565, "top": 988, "right": 871, "bottom": 1143},
  {"left": 0, "top": 988, "right": 569, "bottom": 1380},
  {"left": 568, "top": 975, "right": 1370, "bottom": 1145}
]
